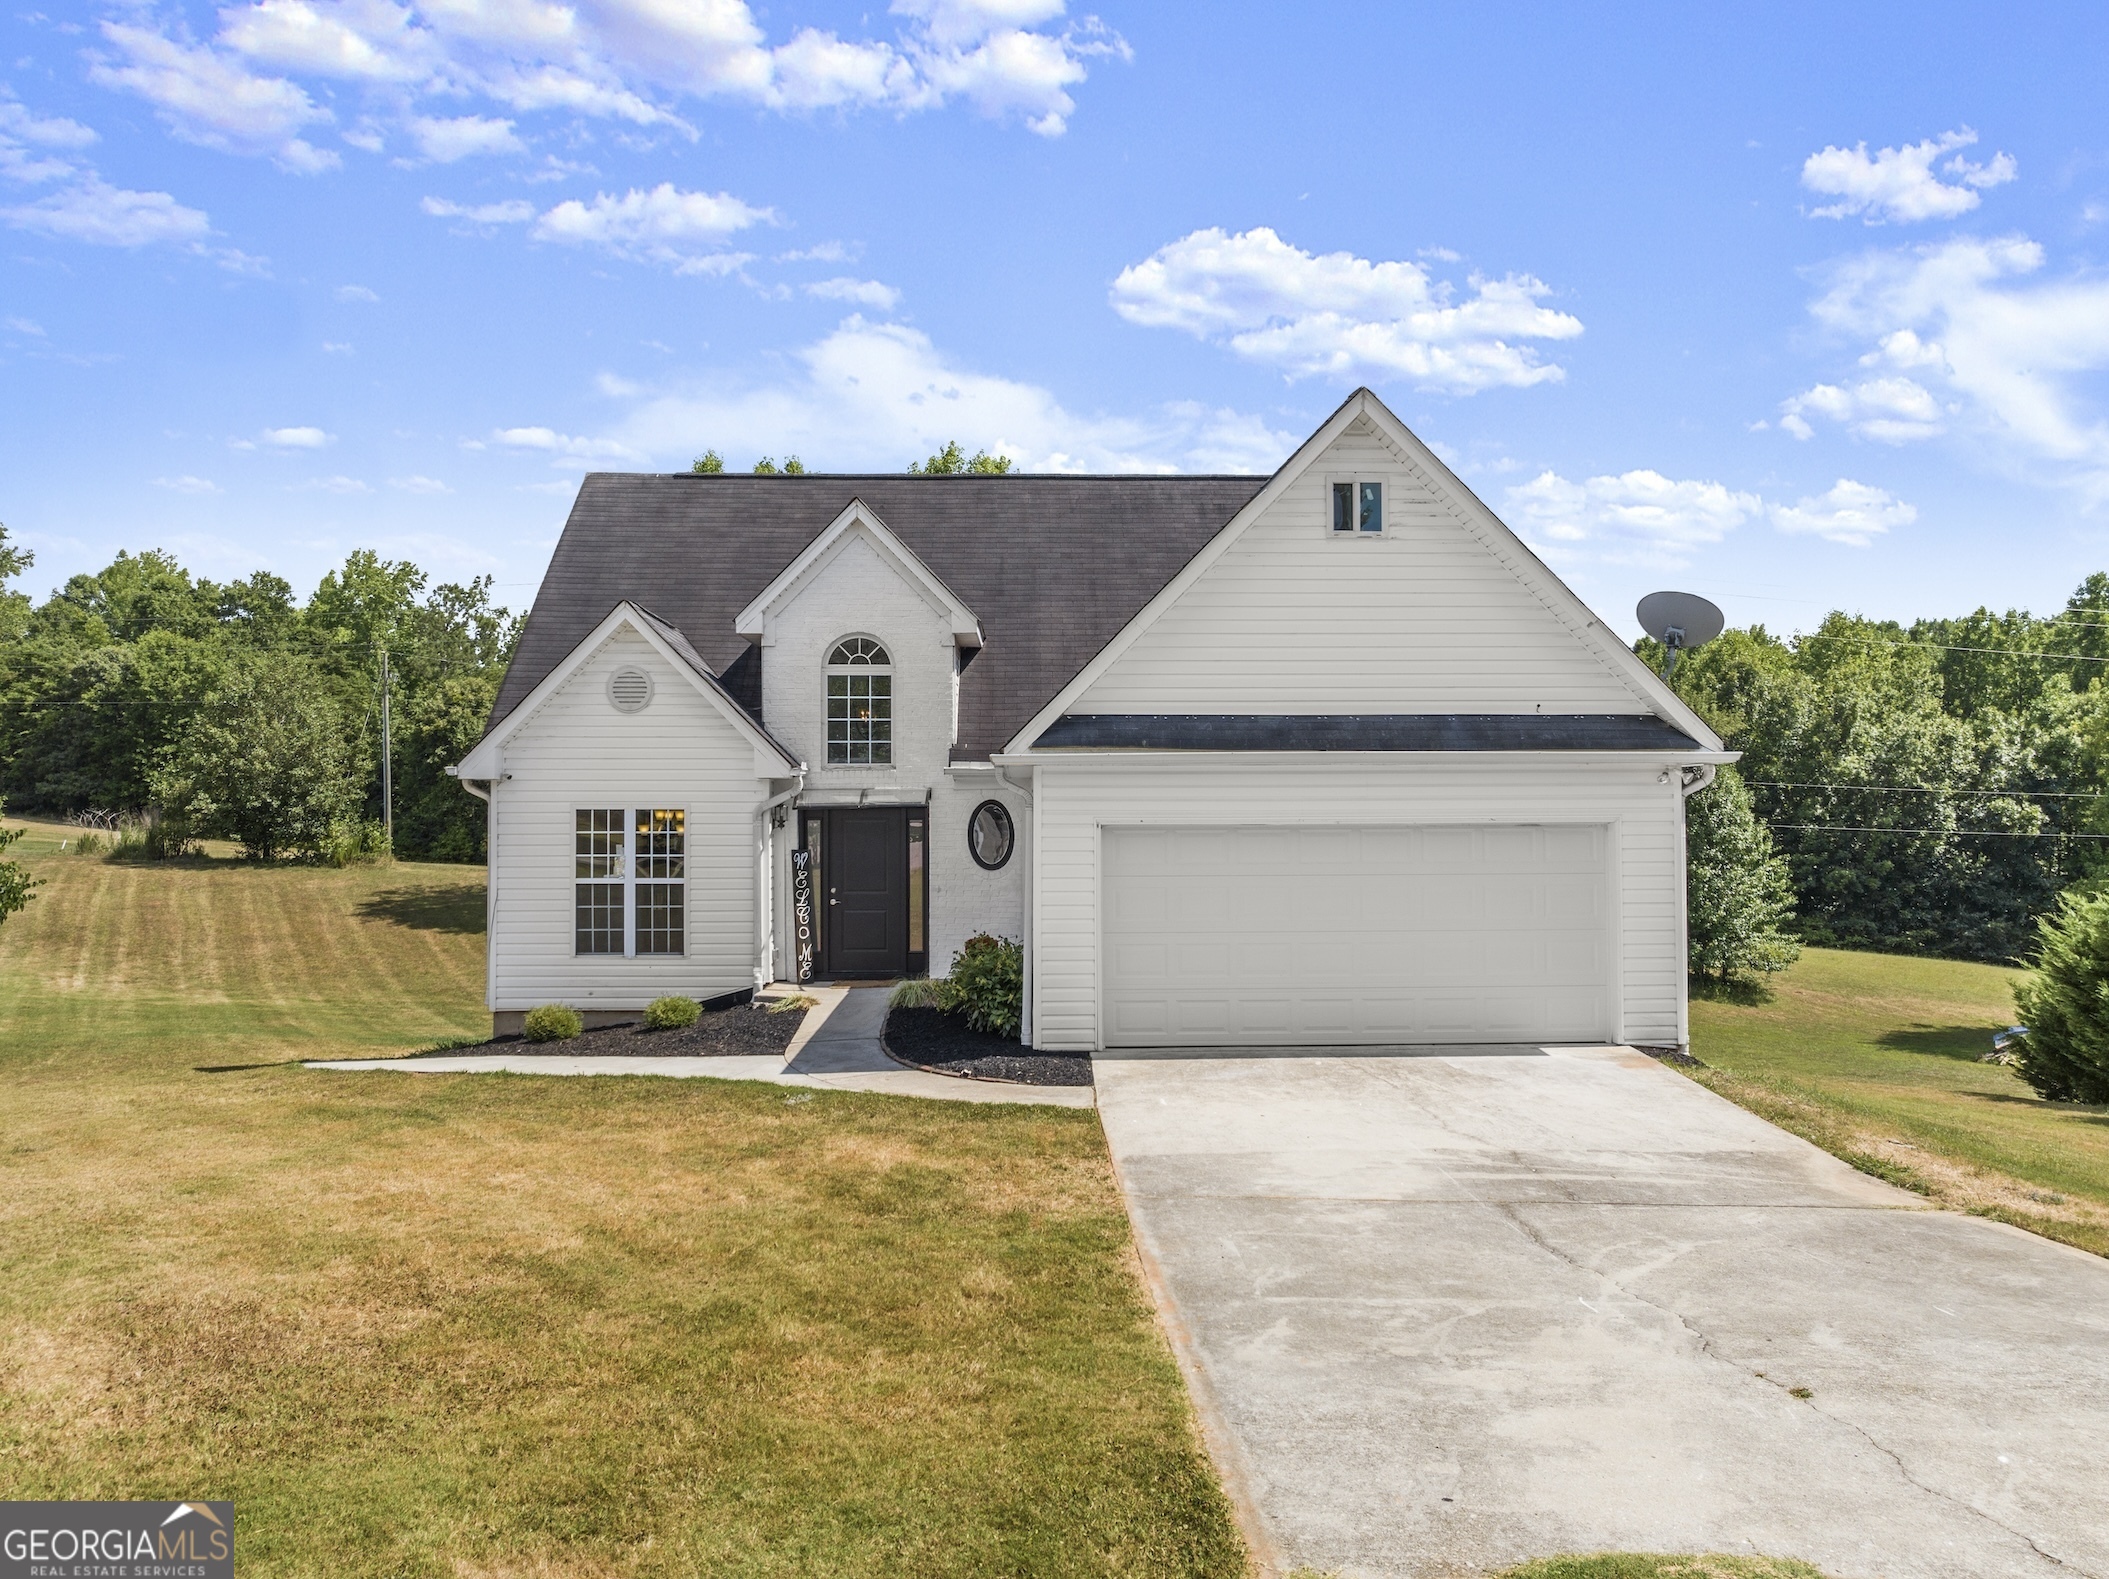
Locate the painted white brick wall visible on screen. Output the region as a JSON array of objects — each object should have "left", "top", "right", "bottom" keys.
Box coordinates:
[{"left": 759, "top": 534, "right": 1025, "bottom": 973}]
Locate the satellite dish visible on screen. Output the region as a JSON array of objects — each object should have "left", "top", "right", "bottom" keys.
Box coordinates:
[{"left": 1637, "top": 591, "right": 1724, "bottom": 679}]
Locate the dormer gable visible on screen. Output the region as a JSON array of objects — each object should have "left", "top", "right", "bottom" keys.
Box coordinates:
[{"left": 736, "top": 499, "right": 983, "bottom": 650}]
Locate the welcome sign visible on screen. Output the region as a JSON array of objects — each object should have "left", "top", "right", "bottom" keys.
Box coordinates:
[
  {"left": 3, "top": 1502, "right": 232, "bottom": 1578},
  {"left": 791, "top": 847, "right": 815, "bottom": 983}
]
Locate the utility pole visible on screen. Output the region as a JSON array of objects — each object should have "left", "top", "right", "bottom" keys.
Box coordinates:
[{"left": 380, "top": 647, "right": 393, "bottom": 851}]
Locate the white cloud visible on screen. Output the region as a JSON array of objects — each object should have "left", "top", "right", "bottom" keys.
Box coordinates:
[
  {"left": 0, "top": 96, "right": 98, "bottom": 152},
  {"left": 299, "top": 474, "right": 371, "bottom": 492},
  {"left": 531, "top": 183, "right": 774, "bottom": 267},
  {"left": 1802, "top": 127, "right": 2016, "bottom": 224},
  {"left": 805, "top": 276, "right": 900, "bottom": 309},
  {"left": 603, "top": 315, "right": 1297, "bottom": 474},
  {"left": 153, "top": 474, "right": 222, "bottom": 493},
  {"left": 1111, "top": 226, "right": 1583, "bottom": 393},
  {"left": 388, "top": 474, "right": 453, "bottom": 492},
  {"left": 1504, "top": 469, "right": 1763, "bottom": 564},
  {"left": 779, "top": 240, "right": 852, "bottom": 263},
  {"left": 322, "top": 340, "right": 354, "bottom": 353},
  {"left": 263, "top": 425, "right": 333, "bottom": 447},
  {"left": 421, "top": 194, "right": 535, "bottom": 223},
  {"left": 113, "top": 0, "right": 1126, "bottom": 171},
  {"left": 336, "top": 283, "right": 380, "bottom": 301},
  {"left": 494, "top": 424, "right": 642, "bottom": 461},
  {"left": 1790, "top": 233, "right": 2109, "bottom": 498},
  {"left": 1770, "top": 480, "right": 1916, "bottom": 546},
  {"left": 1, "top": 178, "right": 212, "bottom": 246},
  {"left": 4, "top": 315, "right": 45, "bottom": 335},
  {"left": 91, "top": 22, "right": 339, "bottom": 173},
  {"left": 407, "top": 113, "right": 525, "bottom": 161}
]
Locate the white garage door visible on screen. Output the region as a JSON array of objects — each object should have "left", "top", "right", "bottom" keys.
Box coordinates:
[{"left": 1102, "top": 824, "right": 1614, "bottom": 1047}]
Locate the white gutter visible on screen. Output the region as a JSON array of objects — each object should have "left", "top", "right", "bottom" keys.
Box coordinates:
[
  {"left": 992, "top": 761, "right": 1037, "bottom": 1047},
  {"left": 446, "top": 765, "right": 509, "bottom": 1014}
]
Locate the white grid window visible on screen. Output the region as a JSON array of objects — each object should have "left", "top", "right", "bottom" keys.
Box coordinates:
[
  {"left": 573, "top": 807, "right": 686, "bottom": 956},
  {"left": 826, "top": 637, "right": 892, "bottom": 765}
]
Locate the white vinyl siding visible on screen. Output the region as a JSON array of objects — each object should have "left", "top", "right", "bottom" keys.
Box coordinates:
[
  {"left": 489, "top": 629, "right": 767, "bottom": 1009},
  {"left": 1074, "top": 423, "right": 1653, "bottom": 716},
  {"left": 1102, "top": 823, "right": 1613, "bottom": 1046},
  {"left": 1029, "top": 758, "right": 1685, "bottom": 1052}
]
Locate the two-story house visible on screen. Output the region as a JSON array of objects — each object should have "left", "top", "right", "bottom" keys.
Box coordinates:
[{"left": 453, "top": 388, "right": 1731, "bottom": 1051}]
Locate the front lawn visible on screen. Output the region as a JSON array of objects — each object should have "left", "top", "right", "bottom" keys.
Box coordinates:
[
  {"left": 1689, "top": 945, "right": 2109, "bottom": 1257},
  {"left": 0, "top": 819, "right": 1243, "bottom": 1577}
]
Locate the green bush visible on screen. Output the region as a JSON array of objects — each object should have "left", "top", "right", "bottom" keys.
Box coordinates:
[
  {"left": 323, "top": 817, "right": 391, "bottom": 867},
  {"left": 522, "top": 1004, "right": 583, "bottom": 1043},
  {"left": 2011, "top": 891, "right": 2109, "bottom": 1104},
  {"left": 643, "top": 995, "right": 701, "bottom": 1030},
  {"left": 888, "top": 977, "right": 944, "bottom": 1009},
  {"left": 943, "top": 934, "right": 1023, "bottom": 1039},
  {"left": 1687, "top": 766, "right": 1801, "bottom": 984}
]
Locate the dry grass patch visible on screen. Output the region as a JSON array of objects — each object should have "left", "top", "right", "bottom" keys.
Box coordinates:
[
  {"left": 0, "top": 824, "right": 1244, "bottom": 1577},
  {"left": 1689, "top": 946, "right": 2109, "bottom": 1259}
]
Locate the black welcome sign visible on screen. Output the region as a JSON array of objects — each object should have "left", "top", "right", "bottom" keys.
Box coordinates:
[{"left": 791, "top": 848, "right": 815, "bottom": 983}]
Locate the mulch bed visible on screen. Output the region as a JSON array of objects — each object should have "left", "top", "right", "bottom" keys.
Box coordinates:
[
  {"left": 414, "top": 1000, "right": 810, "bottom": 1058},
  {"left": 1634, "top": 1043, "right": 1706, "bottom": 1069},
  {"left": 883, "top": 1006, "right": 1093, "bottom": 1087}
]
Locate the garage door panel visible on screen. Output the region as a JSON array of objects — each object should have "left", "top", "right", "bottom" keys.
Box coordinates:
[{"left": 1102, "top": 824, "right": 1612, "bottom": 1047}]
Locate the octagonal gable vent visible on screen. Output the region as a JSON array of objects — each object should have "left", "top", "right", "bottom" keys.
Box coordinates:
[{"left": 608, "top": 666, "right": 654, "bottom": 713}]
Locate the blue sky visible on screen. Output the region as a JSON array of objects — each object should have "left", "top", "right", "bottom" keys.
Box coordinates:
[{"left": 4, "top": 1, "right": 2108, "bottom": 640}]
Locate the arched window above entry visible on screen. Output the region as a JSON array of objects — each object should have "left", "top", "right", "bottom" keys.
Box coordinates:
[{"left": 826, "top": 636, "right": 893, "bottom": 764}]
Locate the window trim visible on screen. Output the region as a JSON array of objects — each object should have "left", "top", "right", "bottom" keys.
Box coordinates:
[
  {"left": 825, "top": 634, "right": 895, "bottom": 767},
  {"left": 1324, "top": 474, "right": 1388, "bottom": 537},
  {"left": 573, "top": 805, "right": 688, "bottom": 958}
]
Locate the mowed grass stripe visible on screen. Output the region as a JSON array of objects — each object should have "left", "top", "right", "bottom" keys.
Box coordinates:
[{"left": 0, "top": 825, "right": 1245, "bottom": 1578}]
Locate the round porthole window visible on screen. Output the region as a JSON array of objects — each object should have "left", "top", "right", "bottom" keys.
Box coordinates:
[
  {"left": 608, "top": 666, "right": 654, "bottom": 713},
  {"left": 968, "top": 800, "right": 1014, "bottom": 870}
]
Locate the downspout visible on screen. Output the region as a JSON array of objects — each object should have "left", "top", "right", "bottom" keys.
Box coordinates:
[
  {"left": 1679, "top": 764, "right": 1716, "bottom": 797},
  {"left": 997, "top": 762, "right": 1036, "bottom": 1048},
  {"left": 754, "top": 776, "right": 806, "bottom": 991},
  {"left": 1674, "top": 763, "right": 1714, "bottom": 1057},
  {"left": 447, "top": 766, "right": 506, "bottom": 1016}
]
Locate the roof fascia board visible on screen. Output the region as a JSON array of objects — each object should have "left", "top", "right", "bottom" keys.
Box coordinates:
[
  {"left": 992, "top": 748, "right": 1741, "bottom": 768},
  {"left": 457, "top": 601, "right": 800, "bottom": 776},
  {"left": 734, "top": 498, "right": 983, "bottom": 647},
  {"left": 998, "top": 390, "right": 1370, "bottom": 754},
  {"left": 1348, "top": 392, "right": 1725, "bottom": 750}
]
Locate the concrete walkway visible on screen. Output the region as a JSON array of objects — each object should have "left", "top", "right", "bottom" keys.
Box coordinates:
[
  {"left": 1095, "top": 1044, "right": 2109, "bottom": 1579},
  {"left": 310, "top": 986, "right": 1094, "bottom": 1108}
]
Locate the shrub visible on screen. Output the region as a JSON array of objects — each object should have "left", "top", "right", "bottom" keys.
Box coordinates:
[
  {"left": 2011, "top": 891, "right": 2109, "bottom": 1104},
  {"left": 944, "top": 934, "right": 1023, "bottom": 1039},
  {"left": 643, "top": 995, "right": 701, "bottom": 1030},
  {"left": 0, "top": 801, "right": 36, "bottom": 927},
  {"left": 72, "top": 831, "right": 106, "bottom": 856},
  {"left": 323, "top": 818, "right": 391, "bottom": 868},
  {"left": 1687, "top": 767, "right": 1801, "bottom": 984},
  {"left": 522, "top": 1004, "right": 583, "bottom": 1043},
  {"left": 888, "top": 977, "right": 944, "bottom": 1009}
]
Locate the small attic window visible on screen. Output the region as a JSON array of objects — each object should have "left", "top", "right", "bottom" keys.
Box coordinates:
[
  {"left": 1330, "top": 479, "right": 1384, "bottom": 534},
  {"left": 608, "top": 666, "right": 654, "bottom": 713}
]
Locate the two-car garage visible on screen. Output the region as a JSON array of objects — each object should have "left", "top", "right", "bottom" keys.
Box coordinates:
[{"left": 1099, "top": 823, "right": 1616, "bottom": 1048}]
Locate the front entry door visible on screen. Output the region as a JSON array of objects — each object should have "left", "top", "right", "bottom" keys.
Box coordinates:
[{"left": 827, "top": 807, "right": 908, "bottom": 977}]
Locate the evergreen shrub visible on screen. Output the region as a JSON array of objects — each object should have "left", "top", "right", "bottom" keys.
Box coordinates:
[
  {"left": 941, "top": 934, "right": 1023, "bottom": 1039},
  {"left": 643, "top": 995, "right": 700, "bottom": 1030},
  {"left": 2011, "top": 892, "right": 2109, "bottom": 1104},
  {"left": 522, "top": 1004, "right": 583, "bottom": 1042}
]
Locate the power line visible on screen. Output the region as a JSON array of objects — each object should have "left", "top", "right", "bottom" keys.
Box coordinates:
[
  {"left": 1749, "top": 781, "right": 2100, "bottom": 799},
  {"left": 1763, "top": 822, "right": 2109, "bottom": 840}
]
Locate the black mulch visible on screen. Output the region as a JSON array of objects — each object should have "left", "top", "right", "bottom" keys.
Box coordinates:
[
  {"left": 883, "top": 1006, "right": 1093, "bottom": 1087},
  {"left": 1635, "top": 1044, "right": 1706, "bottom": 1069},
  {"left": 414, "top": 1001, "right": 810, "bottom": 1058}
]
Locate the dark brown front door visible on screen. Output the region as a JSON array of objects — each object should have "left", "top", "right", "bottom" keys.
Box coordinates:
[{"left": 827, "top": 807, "right": 908, "bottom": 977}]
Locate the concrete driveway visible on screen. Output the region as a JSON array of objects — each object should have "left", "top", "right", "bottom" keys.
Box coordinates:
[{"left": 1094, "top": 1044, "right": 2109, "bottom": 1579}]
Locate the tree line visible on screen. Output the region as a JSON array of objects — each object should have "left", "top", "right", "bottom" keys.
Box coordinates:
[
  {"left": 1659, "top": 572, "right": 2109, "bottom": 967},
  {"left": 0, "top": 523, "right": 515, "bottom": 863}
]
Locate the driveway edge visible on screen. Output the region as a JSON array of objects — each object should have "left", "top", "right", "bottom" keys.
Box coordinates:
[{"left": 1102, "top": 1139, "right": 1283, "bottom": 1579}]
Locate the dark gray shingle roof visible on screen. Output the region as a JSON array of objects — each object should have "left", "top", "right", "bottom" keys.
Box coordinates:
[{"left": 494, "top": 473, "right": 1272, "bottom": 760}]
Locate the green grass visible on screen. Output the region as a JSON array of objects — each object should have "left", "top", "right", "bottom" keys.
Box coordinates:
[
  {"left": 1493, "top": 1558, "right": 1831, "bottom": 1579},
  {"left": 0, "top": 818, "right": 1244, "bottom": 1577},
  {"left": 1689, "top": 946, "right": 2109, "bottom": 1257}
]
